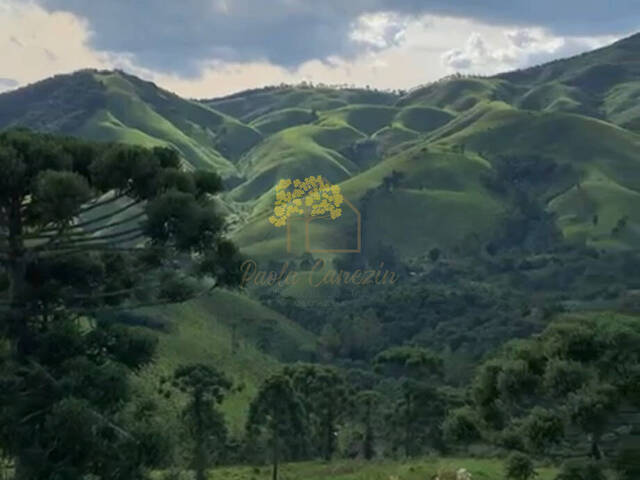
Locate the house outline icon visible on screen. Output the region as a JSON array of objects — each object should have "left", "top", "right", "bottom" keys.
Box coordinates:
[{"left": 285, "top": 196, "right": 362, "bottom": 254}]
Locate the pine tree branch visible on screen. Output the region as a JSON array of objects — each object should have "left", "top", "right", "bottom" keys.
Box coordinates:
[
  {"left": 27, "top": 360, "right": 136, "bottom": 441},
  {"left": 32, "top": 228, "right": 145, "bottom": 252},
  {"left": 70, "top": 211, "right": 146, "bottom": 237},
  {"left": 65, "top": 282, "right": 219, "bottom": 316},
  {"left": 71, "top": 199, "right": 143, "bottom": 231},
  {"left": 68, "top": 227, "right": 145, "bottom": 244},
  {"left": 27, "top": 199, "right": 143, "bottom": 240},
  {"left": 20, "top": 211, "right": 146, "bottom": 242},
  {"left": 68, "top": 278, "right": 184, "bottom": 301},
  {"left": 77, "top": 190, "right": 132, "bottom": 216}
]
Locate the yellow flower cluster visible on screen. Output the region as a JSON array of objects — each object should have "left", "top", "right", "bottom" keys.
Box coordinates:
[{"left": 269, "top": 175, "right": 344, "bottom": 227}]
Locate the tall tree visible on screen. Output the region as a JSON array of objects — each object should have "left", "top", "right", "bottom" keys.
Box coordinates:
[
  {"left": 172, "top": 364, "right": 232, "bottom": 480},
  {"left": 246, "top": 374, "right": 306, "bottom": 480},
  {"left": 469, "top": 314, "right": 640, "bottom": 460},
  {"left": 374, "top": 346, "right": 445, "bottom": 457},
  {"left": 354, "top": 390, "right": 382, "bottom": 460},
  {"left": 0, "top": 129, "right": 242, "bottom": 479},
  {"left": 283, "top": 363, "right": 351, "bottom": 461}
]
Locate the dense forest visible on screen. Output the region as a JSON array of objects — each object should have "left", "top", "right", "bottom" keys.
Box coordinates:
[{"left": 1, "top": 130, "right": 639, "bottom": 480}]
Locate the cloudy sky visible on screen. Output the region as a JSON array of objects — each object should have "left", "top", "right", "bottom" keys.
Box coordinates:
[{"left": 0, "top": 0, "right": 638, "bottom": 97}]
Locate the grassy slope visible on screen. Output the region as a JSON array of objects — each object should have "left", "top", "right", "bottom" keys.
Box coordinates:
[
  {"left": 602, "top": 82, "right": 640, "bottom": 132},
  {"left": 231, "top": 96, "right": 640, "bottom": 270},
  {"left": 0, "top": 69, "right": 263, "bottom": 175},
  {"left": 321, "top": 105, "right": 399, "bottom": 135},
  {"left": 428, "top": 102, "right": 640, "bottom": 248},
  {"left": 345, "top": 147, "right": 502, "bottom": 257},
  {"left": 134, "top": 290, "right": 316, "bottom": 434},
  {"left": 231, "top": 144, "right": 501, "bottom": 270},
  {"left": 251, "top": 108, "right": 318, "bottom": 135},
  {"left": 76, "top": 72, "right": 262, "bottom": 174},
  {"left": 394, "top": 106, "right": 456, "bottom": 133},
  {"left": 204, "top": 86, "right": 398, "bottom": 123},
  {"left": 231, "top": 123, "right": 363, "bottom": 201},
  {"left": 3, "top": 33, "right": 640, "bottom": 432},
  {"left": 397, "top": 77, "right": 519, "bottom": 112}
]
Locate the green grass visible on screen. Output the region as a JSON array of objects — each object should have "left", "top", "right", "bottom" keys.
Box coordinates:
[
  {"left": 230, "top": 123, "right": 363, "bottom": 201},
  {"left": 205, "top": 87, "right": 398, "bottom": 123},
  {"left": 321, "top": 105, "right": 399, "bottom": 136},
  {"left": 134, "top": 290, "right": 315, "bottom": 434},
  {"left": 90, "top": 73, "right": 233, "bottom": 171},
  {"left": 516, "top": 82, "right": 594, "bottom": 116},
  {"left": 371, "top": 126, "right": 419, "bottom": 154},
  {"left": 76, "top": 109, "right": 169, "bottom": 149},
  {"left": 602, "top": 81, "right": 640, "bottom": 131},
  {"left": 397, "top": 78, "right": 517, "bottom": 112},
  {"left": 10, "top": 69, "right": 261, "bottom": 176},
  {"left": 394, "top": 106, "right": 455, "bottom": 133},
  {"left": 433, "top": 105, "right": 640, "bottom": 191},
  {"left": 6, "top": 34, "right": 640, "bottom": 261},
  {"left": 203, "top": 456, "right": 558, "bottom": 480},
  {"left": 251, "top": 108, "right": 317, "bottom": 135},
  {"left": 549, "top": 168, "right": 640, "bottom": 249},
  {"left": 231, "top": 146, "right": 502, "bottom": 272}
]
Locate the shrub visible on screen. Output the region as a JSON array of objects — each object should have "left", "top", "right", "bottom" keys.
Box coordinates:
[
  {"left": 614, "top": 444, "right": 640, "bottom": 480},
  {"left": 443, "top": 407, "right": 481, "bottom": 445},
  {"left": 555, "top": 458, "right": 605, "bottom": 480},
  {"left": 505, "top": 452, "right": 537, "bottom": 480}
]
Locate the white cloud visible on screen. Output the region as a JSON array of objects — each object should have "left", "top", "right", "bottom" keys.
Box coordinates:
[
  {"left": 506, "top": 29, "right": 537, "bottom": 49},
  {"left": 0, "top": 0, "right": 122, "bottom": 91},
  {"left": 350, "top": 12, "right": 409, "bottom": 49},
  {"left": 0, "top": 2, "right": 629, "bottom": 99},
  {"left": 441, "top": 27, "right": 619, "bottom": 75}
]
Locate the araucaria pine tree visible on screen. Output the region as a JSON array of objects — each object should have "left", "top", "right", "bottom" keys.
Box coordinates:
[{"left": 0, "top": 129, "right": 243, "bottom": 479}]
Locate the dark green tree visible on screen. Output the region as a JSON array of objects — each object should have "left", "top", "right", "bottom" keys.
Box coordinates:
[
  {"left": 354, "top": 390, "right": 381, "bottom": 460},
  {"left": 283, "top": 363, "right": 351, "bottom": 461},
  {"left": 470, "top": 315, "right": 640, "bottom": 460},
  {"left": 246, "top": 374, "right": 306, "bottom": 480},
  {"left": 555, "top": 458, "right": 606, "bottom": 480},
  {"left": 374, "top": 346, "right": 444, "bottom": 457},
  {"left": 0, "top": 129, "right": 243, "bottom": 479},
  {"left": 172, "top": 364, "right": 232, "bottom": 480},
  {"left": 505, "top": 452, "right": 537, "bottom": 480},
  {"left": 442, "top": 406, "right": 482, "bottom": 446}
]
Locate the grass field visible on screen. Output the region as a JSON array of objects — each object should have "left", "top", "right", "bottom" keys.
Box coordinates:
[
  {"left": 191, "top": 457, "right": 559, "bottom": 480},
  {"left": 133, "top": 290, "right": 316, "bottom": 434}
]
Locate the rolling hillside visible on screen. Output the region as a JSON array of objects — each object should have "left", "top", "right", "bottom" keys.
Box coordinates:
[
  {"left": 3, "top": 32, "right": 640, "bottom": 431},
  {"left": 0, "top": 70, "right": 262, "bottom": 175},
  {"left": 133, "top": 290, "right": 316, "bottom": 433},
  {"left": 2, "top": 33, "right": 640, "bottom": 274},
  {"left": 220, "top": 32, "right": 640, "bottom": 260}
]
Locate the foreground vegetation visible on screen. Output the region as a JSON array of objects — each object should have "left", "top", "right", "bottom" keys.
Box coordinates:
[
  {"left": 201, "top": 457, "right": 559, "bottom": 480},
  {"left": 3, "top": 32, "right": 640, "bottom": 480}
]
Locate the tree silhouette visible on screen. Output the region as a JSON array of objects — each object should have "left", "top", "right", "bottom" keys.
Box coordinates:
[
  {"left": 246, "top": 375, "right": 306, "bottom": 480},
  {"left": 172, "top": 364, "right": 232, "bottom": 480},
  {"left": 0, "top": 129, "right": 243, "bottom": 479}
]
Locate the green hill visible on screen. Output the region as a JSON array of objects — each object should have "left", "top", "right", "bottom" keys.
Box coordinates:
[
  {"left": 133, "top": 290, "right": 316, "bottom": 433},
  {"left": 250, "top": 108, "right": 318, "bottom": 135},
  {"left": 5, "top": 32, "right": 640, "bottom": 433},
  {"left": 203, "top": 86, "right": 398, "bottom": 122},
  {"left": 0, "top": 69, "right": 262, "bottom": 175},
  {"left": 3, "top": 34, "right": 640, "bottom": 257}
]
